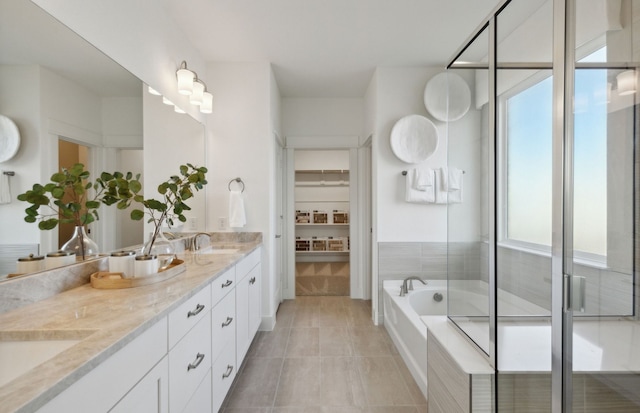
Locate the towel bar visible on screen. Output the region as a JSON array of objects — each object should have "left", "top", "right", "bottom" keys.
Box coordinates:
[
  {"left": 228, "top": 177, "right": 245, "bottom": 192},
  {"left": 402, "top": 169, "right": 465, "bottom": 175}
]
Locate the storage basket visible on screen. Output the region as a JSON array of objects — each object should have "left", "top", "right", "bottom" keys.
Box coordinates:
[
  {"left": 295, "top": 237, "right": 311, "bottom": 251},
  {"left": 332, "top": 210, "right": 349, "bottom": 224},
  {"left": 311, "top": 237, "right": 327, "bottom": 251},
  {"left": 296, "top": 210, "right": 311, "bottom": 224},
  {"left": 312, "top": 210, "right": 328, "bottom": 224}
]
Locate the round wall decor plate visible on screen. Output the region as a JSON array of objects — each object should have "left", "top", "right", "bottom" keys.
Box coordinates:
[
  {"left": 0, "top": 115, "right": 20, "bottom": 163},
  {"left": 424, "top": 72, "right": 471, "bottom": 122},
  {"left": 389, "top": 114, "right": 438, "bottom": 164}
]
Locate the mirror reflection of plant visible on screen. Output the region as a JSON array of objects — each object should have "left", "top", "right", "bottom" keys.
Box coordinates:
[
  {"left": 130, "top": 164, "right": 208, "bottom": 256},
  {"left": 17, "top": 163, "right": 142, "bottom": 230}
]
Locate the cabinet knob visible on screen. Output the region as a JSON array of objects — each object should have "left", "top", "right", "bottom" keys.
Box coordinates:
[
  {"left": 222, "top": 317, "right": 233, "bottom": 327},
  {"left": 187, "top": 353, "right": 205, "bottom": 371},
  {"left": 222, "top": 365, "right": 234, "bottom": 379},
  {"left": 187, "top": 303, "right": 205, "bottom": 318}
]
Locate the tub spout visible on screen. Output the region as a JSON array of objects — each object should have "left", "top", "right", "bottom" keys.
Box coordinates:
[{"left": 400, "top": 276, "right": 427, "bottom": 296}]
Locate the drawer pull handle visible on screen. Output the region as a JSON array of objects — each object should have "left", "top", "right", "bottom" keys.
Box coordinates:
[
  {"left": 187, "top": 353, "right": 205, "bottom": 371},
  {"left": 187, "top": 303, "right": 205, "bottom": 318},
  {"left": 222, "top": 317, "right": 234, "bottom": 327},
  {"left": 222, "top": 280, "right": 233, "bottom": 288},
  {"left": 222, "top": 365, "right": 234, "bottom": 379},
  {"left": 249, "top": 277, "right": 256, "bottom": 285}
]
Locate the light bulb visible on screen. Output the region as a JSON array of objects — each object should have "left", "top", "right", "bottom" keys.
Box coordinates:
[
  {"left": 176, "top": 67, "right": 194, "bottom": 95},
  {"left": 200, "top": 91, "right": 213, "bottom": 114},
  {"left": 190, "top": 81, "right": 205, "bottom": 105}
]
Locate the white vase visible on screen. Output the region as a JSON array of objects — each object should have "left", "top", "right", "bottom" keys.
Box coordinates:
[{"left": 61, "top": 226, "right": 99, "bottom": 260}]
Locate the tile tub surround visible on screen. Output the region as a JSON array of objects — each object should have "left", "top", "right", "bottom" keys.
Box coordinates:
[
  {"left": 221, "top": 297, "right": 428, "bottom": 412},
  {"left": 377, "top": 242, "right": 481, "bottom": 322},
  {"left": 0, "top": 235, "right": 262, "bottom": 413}
]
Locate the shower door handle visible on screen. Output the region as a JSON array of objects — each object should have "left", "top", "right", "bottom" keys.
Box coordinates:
[{"left": 564, "top": 274, "right": 586, "bottom": 313}]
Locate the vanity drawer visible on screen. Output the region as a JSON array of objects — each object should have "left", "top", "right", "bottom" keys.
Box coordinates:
[
  {"left": 212, "top": 340, "right": 237, "bottom": 413},
  {"left": 211, "top": 266, "right": 235, "bottom": 306},
  {"left": 236, "top": 248, "right": 260, "bottom": 281},
  {"left": 168, "top": 286, "right": 211, "bottom": 349},
  {"left": 211, "top": 289, "right": 236, "bottom": 364},
  {"left": 169, "top": 312, "right": 212, "bottom": 413}
]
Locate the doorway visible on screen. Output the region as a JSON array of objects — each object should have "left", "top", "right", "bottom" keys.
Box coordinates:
[
  {"left": 57, "top": 139, "right": 90, "bottom": 248},
  {"left": 294, "top": 149, "right": 351, "bottom": 296}
]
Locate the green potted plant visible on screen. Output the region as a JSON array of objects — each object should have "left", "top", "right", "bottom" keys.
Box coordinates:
[
  {"left": 17, "top": 163, "right": 142, "bottom": 259},
  {"left": 130, "top": 163, "right": 208, "bottom": 259}
]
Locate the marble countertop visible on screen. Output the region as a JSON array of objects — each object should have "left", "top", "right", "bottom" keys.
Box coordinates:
[{"left": 0, "top": 239, "right": 261, "bottom": 413}]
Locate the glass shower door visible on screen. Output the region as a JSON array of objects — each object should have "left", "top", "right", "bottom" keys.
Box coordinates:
[{"left": 566, "top": 1, "right": 640, "bottom": 410}]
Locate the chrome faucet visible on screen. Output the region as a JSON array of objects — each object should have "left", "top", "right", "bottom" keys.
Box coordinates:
[
  {"left": 400, "top": 276, "right": 427, "bottom": 296},
  {"left": 190, "top": 232, "right": 211, "bottom": 251}
]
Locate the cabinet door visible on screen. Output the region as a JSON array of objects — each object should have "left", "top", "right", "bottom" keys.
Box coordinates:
[
  {"left": 247, "top": 264, "right": 261, "bottom": 339},
  {"left": 109, "top": 356, "right": 169, "bottom": 413},
  {"left": 212, "top": 289, "right": 236, "bottom": 364},
  {"left": 235, "top": 273, "right": 250, "bottom": 362}
]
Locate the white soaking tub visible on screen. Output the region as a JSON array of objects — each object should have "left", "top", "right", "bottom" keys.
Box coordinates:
[{"left": 383, "top": 279, "right": 447, "bottom": 399}]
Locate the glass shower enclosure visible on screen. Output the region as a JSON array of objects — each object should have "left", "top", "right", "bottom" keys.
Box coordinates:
[{"left": 446, "top": 0, "right": 640, "bottom": 411}]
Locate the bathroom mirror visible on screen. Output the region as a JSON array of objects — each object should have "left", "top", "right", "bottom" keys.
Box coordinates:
[{"left": 0, "top": 0, "right": 206, "bottom": 280}]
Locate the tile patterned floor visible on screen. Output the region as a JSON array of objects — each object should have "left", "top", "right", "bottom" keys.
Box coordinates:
[{"left": 221, "top": 296, "right": 428, "bottom": 413}]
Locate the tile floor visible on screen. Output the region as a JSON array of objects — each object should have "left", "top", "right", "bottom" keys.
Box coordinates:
[{"left": 221, "top": 296, "right": 428, "bottom": 413}]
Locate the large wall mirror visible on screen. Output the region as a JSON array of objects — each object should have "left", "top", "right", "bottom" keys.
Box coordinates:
[{"left": 0, "top": 0, "right": 206, "bottom": 280}]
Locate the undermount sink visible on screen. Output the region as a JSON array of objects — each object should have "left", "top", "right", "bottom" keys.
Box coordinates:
[{"left": 0, "top": 330, "right": 95, "bottom": 387}]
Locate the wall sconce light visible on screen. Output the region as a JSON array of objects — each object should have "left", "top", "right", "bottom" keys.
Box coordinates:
[
  {"left": 616, "top": 70, "right": 636, "bottom": 96},
  {"left": 176, "top": 60, "right": 213, "bottom": 114}
]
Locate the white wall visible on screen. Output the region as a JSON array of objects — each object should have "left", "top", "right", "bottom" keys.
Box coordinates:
[
  {"left": 0, "top": 66, "right": 42, "bottom": 245},
  {"left": 206, "top": 61, "right": 278, "bottom": 328},
  {"left": 282, "top": 98, "right": 363, "bottom": 137},
  {"left": 373, "top": 67, "right": 449, "bottom": 243},
  {"left": 102, "top": 96, "right": 143, "bottom": 148}
]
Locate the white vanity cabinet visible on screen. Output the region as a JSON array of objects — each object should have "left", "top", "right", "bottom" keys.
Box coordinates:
[
  {"left": 235, "top": 248, "right": 261, "bottom": 362},
  {"left": 168, "top": 287, "right": 212, "bottom": 413},
  {"left": 36, "top": 320, "right": 168, "bottom": 413},
  {"left": 33, "top": 247, "right": 262, "bottom": 413}
]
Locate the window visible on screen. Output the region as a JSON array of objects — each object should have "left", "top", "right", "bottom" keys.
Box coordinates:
[{"left": 501, "top": 48, "right": 607, "bottom": 257}]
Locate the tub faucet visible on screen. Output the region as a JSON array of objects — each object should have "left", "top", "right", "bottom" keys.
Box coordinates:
[{"left": 400, "top": 276, "right": 427, "bottom": 296}]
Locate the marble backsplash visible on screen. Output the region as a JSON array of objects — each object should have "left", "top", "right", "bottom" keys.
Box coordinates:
[{"left": 0, "top": 232, "right": 262, "bottom": 315}]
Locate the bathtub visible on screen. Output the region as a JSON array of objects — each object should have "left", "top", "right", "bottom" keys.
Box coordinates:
[
  {"left": 383, "top": 279, "right": 447, "bottom": 399},
  {"left": 383, "top": 279, "right": 550, "bottom": 400}
]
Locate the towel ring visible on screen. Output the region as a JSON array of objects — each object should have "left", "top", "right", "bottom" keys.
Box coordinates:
[{"left": 228, "top": 177, "right": 245, "bottom": 192}]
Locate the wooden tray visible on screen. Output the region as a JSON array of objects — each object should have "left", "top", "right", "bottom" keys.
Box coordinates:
[{"left": 90, "top": 258, "right": 185, "bottom": 289}]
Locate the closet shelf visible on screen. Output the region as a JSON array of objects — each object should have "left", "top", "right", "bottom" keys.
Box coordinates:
[
  {"left": 296, "top": 223, "right": 349, "bottom": 227},
  {"left": 296, "top": 250, "right": 350, "bottom": 255},
  {"left": 295, "top": 182, "right": 349, "bottom": 187}
]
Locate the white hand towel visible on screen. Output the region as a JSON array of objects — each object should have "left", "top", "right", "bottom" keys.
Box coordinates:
[
  {"left": 447, "top": 168, "right": 463, "bottom": 204},
  {"left": 229, "top": 190, "right": 246, "bottom": 228},
  {"left": 405, "top": 169, "right": 435, "bottom": 203},
  {"left": 412, "top": 168, "right": 434, "bottom": 191},
  {"left": 0, "top": 172, "right": 11, "bottom": 204},
  {"left": 448, "top": 168, "right": 463, "bottom": 191},
  {"left": 435, "top": 168, "right": 448, "bottom": 204}
]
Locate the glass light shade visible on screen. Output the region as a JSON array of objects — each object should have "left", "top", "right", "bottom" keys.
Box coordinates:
[
  {"left": 617, "top": 70, "right": 636, "bottom": 96},
  {"left": 162, "top": 96, "right": 173, "bottom": 105},
  {"left": 190, "top": 81, "right": 205, "bottom": 105},
  {"left": 174, "top": 105, "right": 186, "bottom": 114},
  {"left": 176, "top": 68, "right": 194, "bottom": 95},
  {"left": 148, "top": 86, "right": 161, "bottom": 96},
  {"left": 200, "top": 91, "right": 213, "bottom": 114}
]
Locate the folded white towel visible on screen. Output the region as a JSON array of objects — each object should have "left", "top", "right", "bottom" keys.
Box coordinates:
[
  {"left": 0, "top": 172, "right": 11, "bottom": 204},
  {"left": 229, "top": 190, "right": 246, "bottom": 228},
  {"left": 435, "top": 168, "right": 448, "bottom": 204},
  {"left": 448, "top": 168, "right": 463, "bottom": 191},
  {"left": 412, "top": 168, "right": 434, "bottom": 191},
  {"left": 405, "top": 169, "right": 435, "bottom": 204}
]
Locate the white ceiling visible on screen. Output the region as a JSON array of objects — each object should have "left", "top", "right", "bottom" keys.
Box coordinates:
[{"left": 163, "top": 0, "right": 502, "bottom": 98}]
